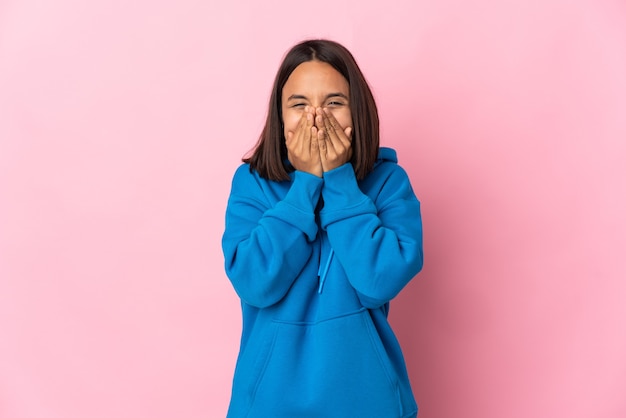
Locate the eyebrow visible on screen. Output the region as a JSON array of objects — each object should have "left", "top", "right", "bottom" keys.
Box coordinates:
[{"left": 286, "top": 92, "right": 349, "bottom": 101}]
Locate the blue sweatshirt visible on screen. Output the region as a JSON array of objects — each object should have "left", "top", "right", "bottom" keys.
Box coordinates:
[{"left": 222, "top": 147, "right": 423, "bottom": 418}]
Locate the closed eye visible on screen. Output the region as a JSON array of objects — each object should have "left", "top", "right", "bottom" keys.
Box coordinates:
[{"left": 326, "top": 93, "right": 349, "bottom": 107}]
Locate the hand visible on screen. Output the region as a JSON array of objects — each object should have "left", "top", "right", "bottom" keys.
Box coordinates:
[
  {"left": 286, "top": 106, "right": 323, "bottom": 177},
  {"left": 315, "top": 107, "right": 353, "bottom": 173}
]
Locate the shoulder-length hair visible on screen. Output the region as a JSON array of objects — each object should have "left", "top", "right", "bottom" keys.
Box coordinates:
[{"left": 244, "top": 39, "right": 380, "bottom": 181}]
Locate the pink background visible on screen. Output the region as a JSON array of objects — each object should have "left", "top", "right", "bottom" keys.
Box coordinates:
[{"left": 1, "top": 0, "right": 625, "bottom": 417}]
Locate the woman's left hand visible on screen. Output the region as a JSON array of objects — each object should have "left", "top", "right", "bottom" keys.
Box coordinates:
[{"left": 315, "top": 107, "right": 353, "bottom": 173}]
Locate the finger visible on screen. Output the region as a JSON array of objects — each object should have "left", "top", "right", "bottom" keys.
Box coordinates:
[
  {"left": 301, "top": 111, "right": 315, "bottom": 155},
  {"left": 318, "top": 108, "right": 341, "bottom": 151},
  {"left": 305, "top": 110, "right": 314, "bottom": 132},
  {"left": 317, "top": 127, "right": 328, "bottom": 160},
  {"left": 319, "top": 109, "right": 345, "bottom": 155},
  {"left": 322, "top": 107, "right": 350, "bottom": 147},
  {"left": 343, "top": 127, "right": 353, "bottom": 160},
  {"left": 287, "top": 112, "right": 310, "bottom": 164},
  {"left": 315, "top": 111, "right": 331, "bottom": 152},
  {"left": 293, "top": 111, "right": 307, "bottom": 137},
  {"left": 296, "top": 110, "right": 311, "bottom": 148},
  {"left": 310, "top": 126, "right": 320, "bottom": 154}
]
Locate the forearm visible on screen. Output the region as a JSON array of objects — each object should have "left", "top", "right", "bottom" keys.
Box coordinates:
[
  {"left": 320, "top": 163, "right": 423, "bottom": 307},
  {"left": 223, "top": 168, "right": 323, "bottom": 307}
]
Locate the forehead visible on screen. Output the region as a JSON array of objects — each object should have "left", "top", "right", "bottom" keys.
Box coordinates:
[{"left": 282, "top": 61, "right": 349, "bottom": 96}]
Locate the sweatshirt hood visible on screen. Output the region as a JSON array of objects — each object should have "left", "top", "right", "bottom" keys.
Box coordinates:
[{"left": 375, "top": 147, "right": 398, "bottom": 168}]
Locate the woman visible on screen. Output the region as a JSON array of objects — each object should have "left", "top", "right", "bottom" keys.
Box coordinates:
[{"left": 222, "top": 39, "right": 423, "bottom": 418}]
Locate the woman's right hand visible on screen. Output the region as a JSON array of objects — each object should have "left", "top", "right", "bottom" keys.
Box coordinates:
[{"left": 286, "top": 106, "right": 323, "bottom": 177}]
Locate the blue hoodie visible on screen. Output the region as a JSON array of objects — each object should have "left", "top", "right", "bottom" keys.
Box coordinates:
[{"left": 222, "top": 147, "right": 423, "bottom": 418}]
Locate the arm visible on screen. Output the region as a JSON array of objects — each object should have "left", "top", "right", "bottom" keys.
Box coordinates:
[
  {"left": 320, "top": 163, "right": 423, "bottom": 308},
  {"left": 222, "top": 165, "right": 323, "bottom": 308}
]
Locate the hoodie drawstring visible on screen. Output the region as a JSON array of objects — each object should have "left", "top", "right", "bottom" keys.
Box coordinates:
[{"left": 318, "top": 248, "right": 334, "bottom": 294}]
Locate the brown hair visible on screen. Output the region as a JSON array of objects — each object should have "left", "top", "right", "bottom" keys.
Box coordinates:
[{"left": 244, "top": 39, "right": 380, "bottom": 181}]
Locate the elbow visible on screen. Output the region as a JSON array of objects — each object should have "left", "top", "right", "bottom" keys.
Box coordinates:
[
  {"left": 355, "top": 249, "right": 424, "bottom": 309},
  {"left": 412, "top": 247, "right": 424, "bottom": 276},
  {"left": 235, "top": 285, "right": 285, "bottom": 309},
  {"left": 226, "top": 265, "right": 288, "bottom": 309}
]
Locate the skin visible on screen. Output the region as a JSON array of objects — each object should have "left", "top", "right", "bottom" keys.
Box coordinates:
[{"left": 282, "top": 61, "right": 353, "bottom": 177}]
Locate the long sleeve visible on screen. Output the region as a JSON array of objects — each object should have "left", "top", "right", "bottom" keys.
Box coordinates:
[
  {"left": 222, "top": 165, "right": 323, "bottom": 308},
  {"left": 320, "top": 162, "right": 423, "bottom": 308}
]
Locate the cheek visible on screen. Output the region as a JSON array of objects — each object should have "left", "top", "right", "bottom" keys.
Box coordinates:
[{"left": 282, "top": 111, "right": 301, "bottom": 137}]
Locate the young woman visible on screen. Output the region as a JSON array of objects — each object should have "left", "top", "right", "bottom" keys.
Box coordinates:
[{"left": 222, "top": 39, "right": 424, "bottom": 418}]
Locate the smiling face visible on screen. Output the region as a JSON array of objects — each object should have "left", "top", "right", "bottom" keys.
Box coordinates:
[{"left": 281, "top": 60, "right": 352, "bottom": 139}]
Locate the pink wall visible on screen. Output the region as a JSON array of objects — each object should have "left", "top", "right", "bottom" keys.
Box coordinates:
[{"left": 1, "top": 0, "right": 625, "bottom": 417}]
